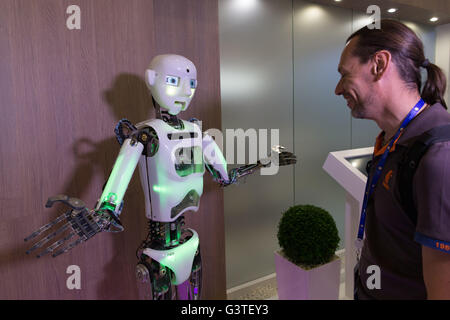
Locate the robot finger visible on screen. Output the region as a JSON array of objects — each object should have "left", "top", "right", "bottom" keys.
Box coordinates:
[
  {"left": 52, "top": 238, "right": 84, "bottom": 258},
  {"left": 279, "top": 151, "right": 295, "bottom": 158},
  {"left": 45, "top": 195, "right": 86, "bottom": 211},
  {"left": 280, "top": 152, "right": 296, "bottom": 158},
  {"left": 279, "top": 154, "right": 297, "bottom": 165},
  {"left": 281, "top": 159, "right": 297, "bottom": 166},
  {"left": 24, "top": 211, "right": 70, "bottom": 242},
  {"left": 282, "top": 155, "right": 297, "bottom": 162},
  {"left": 36, "top": 231, "right": 76, "bottom": 258},
  {"left": 26, "top": 222, "right": 71, "bottom": 255}
]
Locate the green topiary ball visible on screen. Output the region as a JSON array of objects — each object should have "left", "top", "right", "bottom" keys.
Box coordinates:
[{"left": 277, "top": 204, "right": 340, "bottom": 267}]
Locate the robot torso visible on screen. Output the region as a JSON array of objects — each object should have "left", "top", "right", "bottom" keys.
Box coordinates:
[{"left": 136, "top": 118, "right": 204, "bottom": 222}]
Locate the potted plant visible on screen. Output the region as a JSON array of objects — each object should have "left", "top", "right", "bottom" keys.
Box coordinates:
[{"left": 275, "top": 204, "right": 341, "bottom": 300}]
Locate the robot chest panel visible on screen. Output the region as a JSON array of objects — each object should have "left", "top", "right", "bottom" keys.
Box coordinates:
[
  {"left": 147, "top": 118, "right": 205, "bottom": 179},
  {"left": 155, "top": 134, "right": 204, "bottom": 179},
  {"left": 173, "top": 144, "right": 204, "bottom": 177}
]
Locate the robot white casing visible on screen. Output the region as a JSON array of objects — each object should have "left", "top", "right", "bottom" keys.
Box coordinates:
[
  {"left": 136, "top": 55, "right": 228, "bottom": 286},
  {"left": 136, "top": 119, "right": 204, "bottom": 222},
  {"left": 25, "top": 53, "right": 296, "bottom": 297}
]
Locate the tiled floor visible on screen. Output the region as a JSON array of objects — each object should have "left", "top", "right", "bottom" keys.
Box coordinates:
[{"left": 233, "top": 280, "right": 350, "bottom": 300}]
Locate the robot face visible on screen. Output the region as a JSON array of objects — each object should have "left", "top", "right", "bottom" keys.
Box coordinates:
[{"left": 145, "top": 54, "right": 198, "bottom": 115}]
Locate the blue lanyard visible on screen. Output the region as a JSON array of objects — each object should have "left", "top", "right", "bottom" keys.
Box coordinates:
[{"left": 356, "top": 99, "right": 425, "bottom": 247}]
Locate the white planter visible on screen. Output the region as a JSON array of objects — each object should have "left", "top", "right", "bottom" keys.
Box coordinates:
[{"left": 274, "top": 250, "right": 341, "bottom": 300}]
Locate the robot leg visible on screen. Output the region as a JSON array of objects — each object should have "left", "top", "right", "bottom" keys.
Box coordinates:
[
  {"left": 174, "top": 243, "right": 202, "bottom": 300},
  {"left": 136, "top": 255, "right": 175, "bottom": 300},
  {"left": 188, "top": 244, "right": 202, "bottom": 300}
]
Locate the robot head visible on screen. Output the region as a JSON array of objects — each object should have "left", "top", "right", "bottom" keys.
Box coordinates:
[{"left": 145, "top": 54, "right": 197, "bottom": 115}]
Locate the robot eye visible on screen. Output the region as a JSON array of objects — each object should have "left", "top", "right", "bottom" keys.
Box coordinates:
[
  {"left": 190, "top": 79, "right": 197, "bottom": 89},
  {"left": 166, "top": 76, "right": 180, "bottom": 86}
]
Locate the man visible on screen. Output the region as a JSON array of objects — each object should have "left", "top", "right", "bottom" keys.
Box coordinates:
[{"left": 335, "top": 19, "right": 450, "bottom": 299}]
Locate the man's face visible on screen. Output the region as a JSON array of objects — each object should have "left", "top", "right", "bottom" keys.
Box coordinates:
[{"left": 335, "top": 37, "right": 376, "bottom": 119}]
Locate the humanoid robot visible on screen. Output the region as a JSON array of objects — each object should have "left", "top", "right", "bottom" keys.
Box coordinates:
[{"left": 24, "top": 54, "right": 296, "bottom": 300}]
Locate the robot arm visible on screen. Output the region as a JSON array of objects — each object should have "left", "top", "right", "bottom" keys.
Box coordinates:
[
  {"left": 24, "top": 127, "right": 146, "bottom": 258},
  {"left": 96, "top": 119, "right": 155, "bottom": 226},
  {"left": 202, "top": 133, "right": 230, "bottom": 185},
  {"left": 202, "top": 133, "right": 296, "bottom": 187},
  {"left": 95, "top": 137, "right": 144, "bottom": 223}
]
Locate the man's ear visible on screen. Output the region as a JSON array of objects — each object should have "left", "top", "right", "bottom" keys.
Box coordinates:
[
  {"left": 372, "top": 50, "right": 391, "bottom": 80},
  {"left": 145, "top": 69, "right": 156, "bottom": 86}
]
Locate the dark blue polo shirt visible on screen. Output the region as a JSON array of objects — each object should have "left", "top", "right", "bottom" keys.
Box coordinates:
[{"left": 356, "top": 103, "right": 450, "bottom": 300}]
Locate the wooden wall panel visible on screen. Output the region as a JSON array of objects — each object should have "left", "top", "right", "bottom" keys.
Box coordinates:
[{"left": 0, "top": 0, "right": 225, "bottom": 299}]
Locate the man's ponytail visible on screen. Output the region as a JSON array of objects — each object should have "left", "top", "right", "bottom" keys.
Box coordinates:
[{"left": 422, "top": 62, "right": 447, "bottom": 110}]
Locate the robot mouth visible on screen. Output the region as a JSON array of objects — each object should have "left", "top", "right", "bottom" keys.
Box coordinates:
[{"left": 175, "top": 101, "right": 186, "bottom": 109}]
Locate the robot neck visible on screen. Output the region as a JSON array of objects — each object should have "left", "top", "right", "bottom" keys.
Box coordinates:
[
  {"left": 152, "top": 96, "right": 184, "bottom": 130},
  {"left": 161, "top": 111, "right": 184, "bottom": 130}
]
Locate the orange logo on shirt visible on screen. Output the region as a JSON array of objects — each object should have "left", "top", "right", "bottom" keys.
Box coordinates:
[
  {"left": 383, "top": 170, "right": 393, "bottom": 190},
  {"left": 436, "top": 241, "right": 450, "bottom": 252}
]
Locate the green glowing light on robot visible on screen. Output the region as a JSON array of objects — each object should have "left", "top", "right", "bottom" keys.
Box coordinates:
[
  {"left": 153, "top": 185, "right": 168, "bottom": 193},
  {"left": 104, "top": 192, "right": 117, "bottom": 203},
  {"left": 98, "top": 139, "right": 143, "bottom": 211},
  {"left": 166, "top": 86, "right": 177, "bottom": 96}
]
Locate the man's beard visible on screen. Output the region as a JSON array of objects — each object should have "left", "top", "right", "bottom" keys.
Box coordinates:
[
  {"left": 350, "top": 93, "right": 374, "bottom": 119},
  {"left": 351, "top": 103, "right": 367, "bottom": 119}
]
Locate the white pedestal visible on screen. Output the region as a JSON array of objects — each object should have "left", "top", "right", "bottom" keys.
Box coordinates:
[
  {"left": 323, "top": 147, "right": 373, "bottom": 299},
  {"left": 274, "top": 251, "right": 341, "bottom": 300}
]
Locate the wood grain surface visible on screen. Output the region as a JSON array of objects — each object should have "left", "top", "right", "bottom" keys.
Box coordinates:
[{"left": 0, "top": 0, "right": 225, "bottom": 299}]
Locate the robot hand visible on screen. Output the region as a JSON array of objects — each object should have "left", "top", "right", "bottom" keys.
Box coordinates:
[
  {"left": 24, "top": 194, "right": 123, "bottom": 258},
  {"left": 260, "top": 145, "right": 297, "bottom": 167},
  {"left": 220, "top": 145, "right": 297, "bottom": 186}
]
